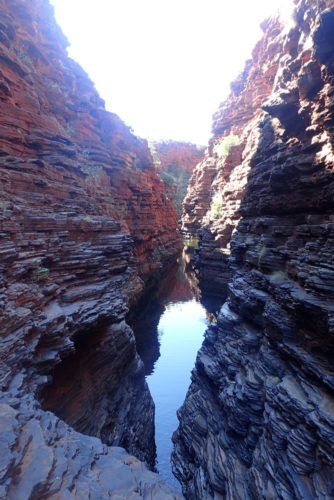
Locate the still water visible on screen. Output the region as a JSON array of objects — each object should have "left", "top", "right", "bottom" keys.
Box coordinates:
[
  {"left": 148, "top": 299, "right": 208, "bottom": 488},
  {"left": 131, "top": 251, "right": 221, "bottom": 489},
  {"left": 41, "top": 247, "right": 221, "bottom": 491}
]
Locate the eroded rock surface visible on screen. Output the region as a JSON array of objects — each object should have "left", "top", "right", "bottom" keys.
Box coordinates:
[
  {"left": 174, "top": 0, "right": 334, "bottom": 498},
  {"left": 0, "top": 396, "right": 182, "bottom": 500},
  {"left": 0, "top": 0, "right": 180, "bottom": 284},
  {"left": 0, "top": 0, "right": 181, "bottom": 497}
]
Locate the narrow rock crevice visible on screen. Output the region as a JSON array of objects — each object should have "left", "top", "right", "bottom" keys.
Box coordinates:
[{"left": 2, "top": 0, "right": 334, "bottom": 498}]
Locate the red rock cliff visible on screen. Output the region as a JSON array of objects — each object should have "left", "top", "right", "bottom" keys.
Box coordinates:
[
  {"left": 153, "top": 141, "right": 205, "bottom": 175},
  {"left": 182, "top": 16, "right": 283, "bottom": 293},
  {"left": 0, "top": 0, "right": 180, "bottom": 283},
  {"left": 0, "top": 1, "right": 182, "bottom": 497},
  {"left": 151, "top": 141, "right": 205, "bottom": 217}
]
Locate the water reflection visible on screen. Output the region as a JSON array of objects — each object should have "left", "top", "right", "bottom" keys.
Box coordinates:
[
  {"left": 182, "top": 244, "right": 222, "bottom": 318},
  {"left": 129, "top": 246, "right": 223, "bottom": 489},
  {"left": 128, "top": 259, "right": 196, "bottom": 376}
]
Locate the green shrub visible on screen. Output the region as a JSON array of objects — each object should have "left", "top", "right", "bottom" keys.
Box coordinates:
[
  {"left": 159, "top": 171, "right": 176, "bottom": 186},
  {"left": 214, "top": 134, "right": 240, "bottom": 159},
  {"left": 209, "top": 193, "right": 223, "bottom": 217},
  {"left": 148, "top": 142, "right": 161, "bottom": 167},
  {"left": 32, "top": 266, "right": 49, "bottom": 283},
  {"left": 184, "top": 238, "right": 198, "bottom": 248}
]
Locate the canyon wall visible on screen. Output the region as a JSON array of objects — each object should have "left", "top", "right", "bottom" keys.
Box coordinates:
[
  {"left": 151, "top": 141, "right": 205, "bottom": 217},
  {"left": 174, "top": 0, "right": 334, "bottom": 498},
  {"left": 0, "top": 0, "right": 181, "bottom": 497},
  {"left": 0, "top": 0, "right": 180, "bottom": 284}
]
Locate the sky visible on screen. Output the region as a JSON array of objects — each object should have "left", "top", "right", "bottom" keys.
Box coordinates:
[{"left": 50, "top": 0, "right": 293, "bottom": 145}]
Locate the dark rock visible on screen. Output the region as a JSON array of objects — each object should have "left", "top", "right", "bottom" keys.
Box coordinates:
[{"left": 174, "top": 0, "right": 334, "bottom": 498}]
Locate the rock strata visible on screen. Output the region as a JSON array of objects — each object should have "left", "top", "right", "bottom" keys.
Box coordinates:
[
  {"left": 0, "top": 0, "right": 180, "bottom": 284},
  {"left": 174, "top": 0, "right": 334, "bottom": 498},
  {"left": 41, "top": 320, "right": 156, "bottom": 468},
  {"left": 0, "top": 0, "right": 181, "bottom": 497}
]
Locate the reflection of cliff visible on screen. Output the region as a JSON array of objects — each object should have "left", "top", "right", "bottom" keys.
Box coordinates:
[
  {"left": 130, "top": 253, "right": 224, "bottom": 381},
  {"left": 182, "top": 246, "right": 223, "bottom": 316},
  {"left": 128, "top": 298, "right": 164, "bottom": 377},
  {"left": 181, "top": 246, "right": 201, "bottom": 301},
  {"left": 164, "top": 264, "right": 194, "bottom": 304},
  {"left": 129, "top": 261, "right": 194, "bottom": 376}
]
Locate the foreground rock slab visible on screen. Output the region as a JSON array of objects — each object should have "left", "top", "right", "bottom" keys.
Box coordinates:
[{"left": 0, "top": 396, "right": 183, "bottom": 500}]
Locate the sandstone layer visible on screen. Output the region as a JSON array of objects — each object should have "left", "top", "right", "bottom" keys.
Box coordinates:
[
  {"left": 0, "top": 0, "right": 181, "bottom": 497},
  {"left": 174, "top": 1, "right": 334, "bottom": 498},
  {"left": 0, "top": 0, "right": 180, "bottom": 284}
]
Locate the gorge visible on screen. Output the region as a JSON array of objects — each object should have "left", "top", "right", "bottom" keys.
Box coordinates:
[{"left": 1, "top": 0, "right": 334, "bottom": 499}]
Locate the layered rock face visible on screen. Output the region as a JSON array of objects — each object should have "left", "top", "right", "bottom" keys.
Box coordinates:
[
  {"left": 151, "top": 141, "right": 205, "bottom": 217},
  {"left": 182, "top": 16, "right": 282, "bottom": 295},
  {"left": 174, "top": 1, "right": 334, "bottom": 498},
  {"left": 41, "top": 321, "right": 157, "bottom": 467},
  {"left": 0, "top": 0, "right": 180, "bottom": 284},
  {"left": 0, "top": 0, "right": 181, "bottom": 497}
]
